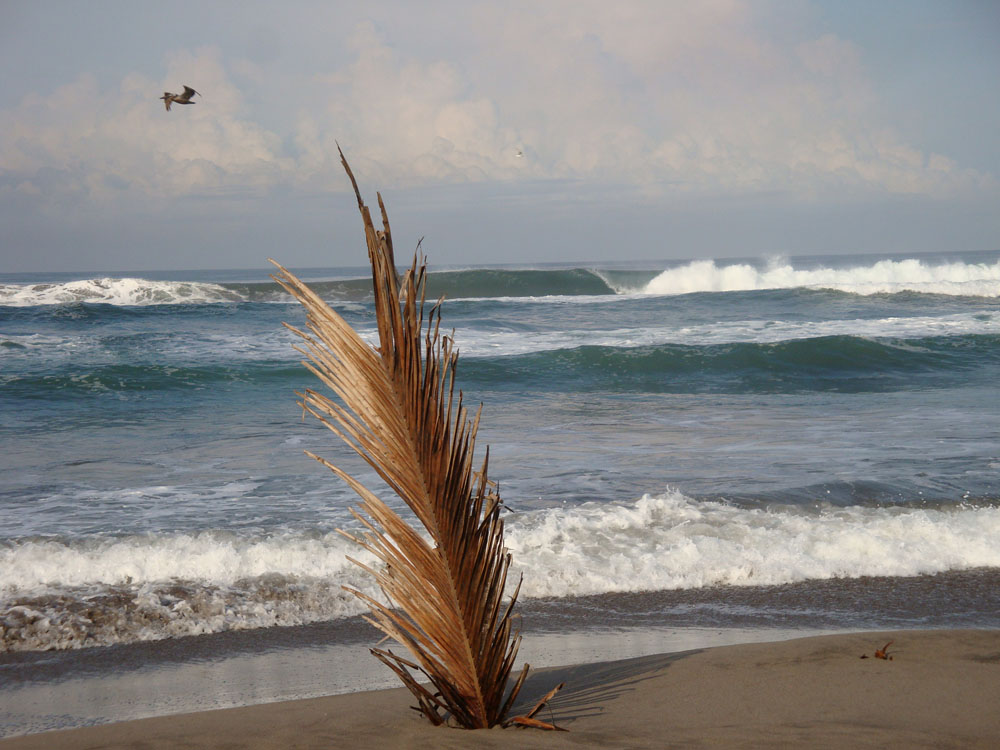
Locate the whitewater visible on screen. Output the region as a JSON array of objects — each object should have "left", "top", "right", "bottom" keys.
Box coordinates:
[
  {"left": 3, "top": 490, "right": 999, "bottom": 651},
  {"left": 1, "top": 249, "right": 998, "bottom": 654},
  {"left": 633, "top": 256, "right": 1000, "bottom": 297}
]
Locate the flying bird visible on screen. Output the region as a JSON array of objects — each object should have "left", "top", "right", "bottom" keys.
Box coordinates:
[{"left": 160, "top": 85, "right": 200, "bottom": 111}]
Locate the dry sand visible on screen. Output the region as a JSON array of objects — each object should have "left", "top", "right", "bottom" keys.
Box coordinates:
[{"left": 2, "top": 629, "right": 997, "bottom": 749}]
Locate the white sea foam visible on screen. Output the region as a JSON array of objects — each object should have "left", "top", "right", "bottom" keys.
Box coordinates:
[
  {"left": 0, "top": 531, "right": 372, "bottom": 592},
  {"left": 637, "top": 258, "right": 1000, "bottom": 297},
  {"left": 3, "top": 494, "right": 996, "bottom": 598},
  {"left": 0, "top": 278, "right": 245, "bottom": 306},
  {"left": 3, "top": 491, "right": 998, "bottom": 650},
  {"left": 507, "top": 491, "right": 1000, "bottom": 596},
  {"left": 0, "top": 532, "right": 382, "bottom": 651}
]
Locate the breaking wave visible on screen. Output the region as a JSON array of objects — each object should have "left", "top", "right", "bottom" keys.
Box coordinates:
[
  {"left": 637, "top": 258, "right": 1000, "bottom": 297},
  {"left": 0, "top": 278, "right": 245, "bottom": 306},
  {"left": 4, "top": 257, "right": 998, "bottom": 307},
  {"left": 3, "top": 491, "right": 999, "bottom": 651}
]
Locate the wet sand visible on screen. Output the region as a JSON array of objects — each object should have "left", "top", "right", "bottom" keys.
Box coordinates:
[{"left": 2, "top": 629, "right": 998, "bottom": 749}]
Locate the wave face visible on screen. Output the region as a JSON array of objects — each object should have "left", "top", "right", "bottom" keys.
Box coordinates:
[
  {"left": 229, "top": 269, "right": 618, "bottom": 303},
  {"left": 5, "top": 332, "right": 996, "bottom": 397},
  {"left": 2, "top": 491, "right": 998, "bottom": 651},
  {"left": 0, "top": 269, "right": 617, "bottom": 307},
  {"left": 423, "top": 268, "right": 616, "bottom": 298},
  {"left": 460, "top": 334, "right": 1000, "bottom": 393}
]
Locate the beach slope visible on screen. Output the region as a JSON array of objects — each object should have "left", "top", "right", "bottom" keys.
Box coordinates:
[{"left": 2, "top": 629, "right": 998, "bottom": 749}]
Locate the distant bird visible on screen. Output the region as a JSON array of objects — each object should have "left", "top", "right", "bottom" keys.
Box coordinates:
[
  {"left": 515, "top": 149, "right": 524, "bottom": 158},
  {"left": 160, "top": 85, "right": 200, "bottom": 111}
]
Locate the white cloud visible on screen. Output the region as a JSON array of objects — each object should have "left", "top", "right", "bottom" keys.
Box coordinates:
[
  {"left": 293, "top": 22, "right": 524, "bottom": 188},
  {"left": 290, "top": 3, "right": 993, "bottom": 198}
]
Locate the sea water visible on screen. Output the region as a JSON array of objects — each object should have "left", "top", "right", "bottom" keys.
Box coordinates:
[{"left": 1, "top": 249, "right": 999, "bottom": 731}]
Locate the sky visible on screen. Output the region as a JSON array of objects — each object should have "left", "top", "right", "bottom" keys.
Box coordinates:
[{"left": 1, "top": 0, "right": 999, "bottom": 273}]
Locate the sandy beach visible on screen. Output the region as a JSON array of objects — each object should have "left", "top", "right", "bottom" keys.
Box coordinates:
[{"left": 2, "top": 629, "right": 997, "bottom": 749}]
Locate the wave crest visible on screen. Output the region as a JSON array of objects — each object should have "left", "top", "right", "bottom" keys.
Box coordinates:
[
  {"left": 508, "top": 492, "right": 1000, "bottom": 597},
  {"left": 0, "top": 278, "right": 246, "bottom": 306},
  {"left": 641, "top": 258, "right": 1000, "bottom": 297}
]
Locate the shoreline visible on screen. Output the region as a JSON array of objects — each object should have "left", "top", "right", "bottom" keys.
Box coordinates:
[
  {"left": 1, "top": 625, "right": 842, "bottom": 738},
  {"left": 2, "top": 628, "right": 998, "bottom": 748}
]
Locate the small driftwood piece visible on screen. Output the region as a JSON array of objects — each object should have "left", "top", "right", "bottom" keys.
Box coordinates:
[{"left": 860, "top": 640, "right": 895, "bottom": 660}]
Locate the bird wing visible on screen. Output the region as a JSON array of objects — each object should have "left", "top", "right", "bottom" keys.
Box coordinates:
[
  {"left": 182, "top": 86, "right": 199, "bottom": 99},
  {"left": 163, "top": 96, "right": 173, "bottom": 111}
]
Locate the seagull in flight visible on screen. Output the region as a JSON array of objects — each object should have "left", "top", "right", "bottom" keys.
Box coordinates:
[{"left": 160, "top": 85, "right": 200, "bottom": 111}]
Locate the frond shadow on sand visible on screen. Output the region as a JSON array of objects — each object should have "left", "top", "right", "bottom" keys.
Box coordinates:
[{"left": 509, "top": 648, "right": 703, "bottom": 726}]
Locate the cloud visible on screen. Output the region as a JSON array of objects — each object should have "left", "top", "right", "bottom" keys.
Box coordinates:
[
  {"left": 292, "top": 3, "right": 993, "bottom": 198},
  {"left": 292, "top": 21, "right": 524, "bottom": 189}
]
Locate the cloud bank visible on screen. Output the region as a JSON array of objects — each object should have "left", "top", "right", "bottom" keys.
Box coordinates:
[{"left": 2, "top": 3, "right": 992, "bottom": 209}]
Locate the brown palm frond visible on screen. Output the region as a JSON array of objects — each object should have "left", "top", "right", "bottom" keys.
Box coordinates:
[{"left": 268, "top": 148, "right": 555, "bottom": 728}]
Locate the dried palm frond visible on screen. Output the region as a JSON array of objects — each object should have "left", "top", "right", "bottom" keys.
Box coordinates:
[{"left": 269, "top": 149, "right": 559, "bottom": 729}]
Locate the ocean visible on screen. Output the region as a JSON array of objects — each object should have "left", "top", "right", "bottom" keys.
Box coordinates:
[{"left": 2, "top": 249, "right": 999, "bottom": 733}]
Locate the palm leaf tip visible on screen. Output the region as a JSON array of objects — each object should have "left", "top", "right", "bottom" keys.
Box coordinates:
[{"left": 271, "top": 153, "right": 561, "bottom": 729}]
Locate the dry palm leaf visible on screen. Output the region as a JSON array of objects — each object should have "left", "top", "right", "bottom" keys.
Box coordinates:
[{"left": 269, "top": 148, "right": 560, "bottom": 729}]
